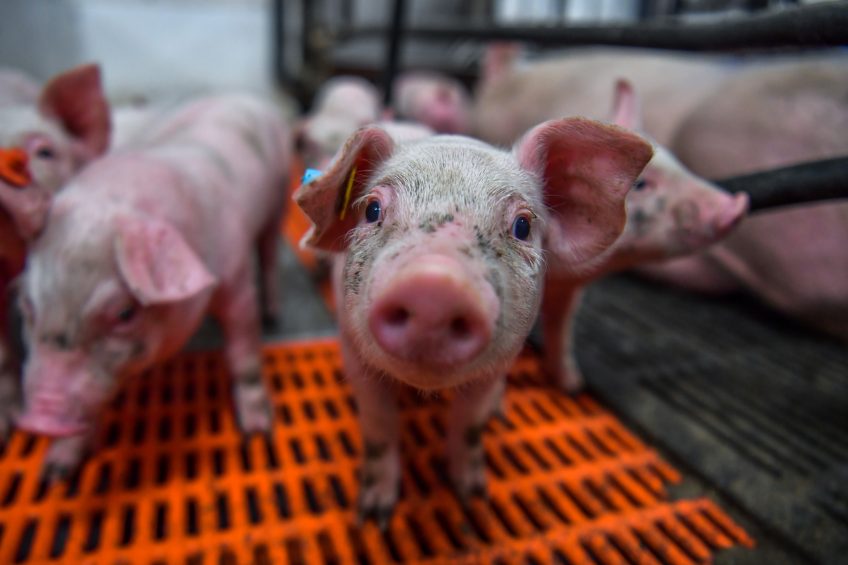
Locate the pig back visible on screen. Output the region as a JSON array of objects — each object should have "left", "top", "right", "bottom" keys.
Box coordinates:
[
  {"left": 473, "top": 48, "right": 731, "bottom": 147},
  {"left": 130, "top": 94, "right": 291, "bottom": 243}
]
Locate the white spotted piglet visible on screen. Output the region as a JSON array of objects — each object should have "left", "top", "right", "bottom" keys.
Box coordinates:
[
  {"left": 0, "top": 64, "right": 111, "bottom": 441},
  {"left": 295, "top": 119, "right": 652, "bottom": 522},
  {"left": 14, "top": 94, "right": 290, "bottom": 480}
]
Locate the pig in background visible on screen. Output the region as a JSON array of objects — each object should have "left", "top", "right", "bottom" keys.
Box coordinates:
[
  {"left": 296, "top": 76, "right": 382, "bottom": 170},
  {"left": 13, "top": 93, "right": 290, "bottom": 480},
  {"left": 473, "top": 45, "right": 732, "bottom": 147},
  {"left": 542, "top": 80, "right": 748, "bottom": 392},
  {"left": 641, "top": 59, "right": 848, "bottom": 342},
  {"left": 392, "top": 71, "right": 472, "bottom": 135},
  {"left": 295, "top": 118, "right": 652, "bottom": 521},
  {"left": 296, "top": 75, "right": 435, "bottom": 171},
  {"left": 0, "top": 64, "right": 111, "bottom": 442}
]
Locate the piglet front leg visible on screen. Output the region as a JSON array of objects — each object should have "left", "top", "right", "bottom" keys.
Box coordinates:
[
  {"left": 542, "top": 283, "right": 585, "bottom": 393},
  {"left": 41, "top": 431, "right": 95, "bottom": 484},
  {"left": 343, "top": 338, "right": 401, "bottom": 528},
  {"left": 0, "top": 367, "right": 20, "bottom": 443},
  {"left": 447, "top": 375, "right": 504, "bottom": 500},
  {"left": 214, "top": 265, "right": 273, "bottom": 434}
]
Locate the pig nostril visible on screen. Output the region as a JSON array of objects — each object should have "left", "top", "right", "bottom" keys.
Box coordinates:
[
  {"left": 386, "top": 307, "right": 409, "bottom": 327},
  {"left": 450, "top": 317, "right": 470, "bottom": 338}
]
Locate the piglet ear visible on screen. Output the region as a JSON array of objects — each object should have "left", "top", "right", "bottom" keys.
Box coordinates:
[
  {"left": 610, "top": 79, "right": 643, "bottom": 131},
  {"left": 294, "top": 125, "right": 394, "bottom": 251},
  {"left": 515, "top": 117, "right": 653, "bottom": 269},
  {"left": 39, "top": 64, "right": 111, "bottom": 161},
  {"left": 114, "top": 216, "right": 217, "bottom": 305}
]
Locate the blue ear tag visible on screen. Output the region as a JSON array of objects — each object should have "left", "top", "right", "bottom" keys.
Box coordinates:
[{"left": 301, "top": 168, "right": 322, "bottom": 185}]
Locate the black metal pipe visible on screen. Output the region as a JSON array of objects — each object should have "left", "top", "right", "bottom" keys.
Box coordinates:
[
  {"left": 716, "top": 157, "right": 848, "bottom": 212},
  {"left": 382, "top": 0, "right": 408, "bottom": 107},
  {"left": 339, "top": 3, "right": 848, "bottom": 51}
]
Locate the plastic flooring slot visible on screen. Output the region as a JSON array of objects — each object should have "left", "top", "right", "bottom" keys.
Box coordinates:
[{"left": 0, "top": 338, "right": 754, "bottom": 563}]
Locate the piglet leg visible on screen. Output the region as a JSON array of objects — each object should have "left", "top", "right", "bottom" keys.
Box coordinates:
[
  {"left": 41, "top": 431, "right": 95, "bottom": 484},
  {"left": 343, "top": 339, "right": 401, "bottom": 528},
  {"left": 0, "top": 295, "right": 20, "bottom": 443},
  {"left": 214, "top": 264, "right": 273, "bottom": 434},
  {"left": 447, "top": 375, "right": 504, "bottom": 500},
  {"left": 257, "top": 214, "right": 284, "bottom": 328},
  {"left": 542, "top": 283, "right": 585, "bottom": 393}
]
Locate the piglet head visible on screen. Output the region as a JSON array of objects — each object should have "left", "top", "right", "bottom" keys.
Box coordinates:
[
  {"left": 609, "top": 80, "right": 748, "bottom": 266},
  {"left": 297, "top": 119, "right": 651, "bottom": 390},
  {"left": 16, "top": 208, "right": 216, "bottom": 437},
  {"left": 0, "top": 64, "right": 111, "bottom": 197}
]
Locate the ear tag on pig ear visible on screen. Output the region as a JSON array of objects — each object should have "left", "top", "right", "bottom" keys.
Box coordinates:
[
  {"left": 301, "top": 168, "right": 322, "bottom": 185},
  {"left": 338, "top": 165, "right": 357, "bottom": 220},
  {"left": 0, "top": 147, "right": 32, "bottom": 188}
]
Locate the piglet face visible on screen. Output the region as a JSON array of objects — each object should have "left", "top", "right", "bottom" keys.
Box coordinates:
[
  {"left": 16, "top": 208, "right": 215, "bottom": 437},
  {"left": 342, "top": 138, "right": 545, "bottom": 389},
  {"left": 618, "top": 146, "right": 749, "bottom": 262},
  {"left": 297, "top": 121, "right": 652, "bottom": 390}
]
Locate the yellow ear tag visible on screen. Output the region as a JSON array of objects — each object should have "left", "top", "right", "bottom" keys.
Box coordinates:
[{"left": 339, "top": 165, "right": 357, "bottom": 220}]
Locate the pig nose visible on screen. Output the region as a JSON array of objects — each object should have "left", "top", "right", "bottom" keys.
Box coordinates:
[
  {"left": 369, "top": 257, "right": 496, "bottom": 369},
  {"left": 713, "top": 192, "right": 749, "bottom": 236}
]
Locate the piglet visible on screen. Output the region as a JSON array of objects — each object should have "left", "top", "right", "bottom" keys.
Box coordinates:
[
  {"left": 0, "top": 64, "right": 110, "bottom": 441},
  {"left": 393, "top": 71, "right": 471, "bottom": 134},
  {"left": 297, "top": 76, "right": 382, "bottom": 169},
  {"left": 295, "top": 119, "right": 652, "bottom": 521},
  {"left": 542, "top": 80, "right": 748, "bottom": 392},
  {"left": 14, "top": 94, "right": 290, "bottom": 479}
]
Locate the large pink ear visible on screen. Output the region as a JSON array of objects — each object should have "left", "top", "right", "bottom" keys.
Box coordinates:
[
  {"left": 515, "top": 117, "right": 653, "bottom": 268},
  {"left": 294, "top": 125, "right": 394, "bottom": 251},
  {"left": 114, "top": 216, "right": 217, "bottom": 305},
  {"left": 38, "top": 64, "right": 111, "bottom": 161},
  {"left": 0, "top": 182, "right": 51, "bottom": 240},
  {"left": 610, "top": 79, "right": 643, "bottom": 131}
]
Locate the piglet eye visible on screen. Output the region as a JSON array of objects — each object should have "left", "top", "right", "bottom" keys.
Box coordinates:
[
  {"left": 512, "top": 214, "right": 531, "bottom": 241},
  {"left": 36, "top": 146, "right": 55, "bottom": 160},
  {"left": 117, "top": 305, "right": 137, "bottom": 324},
  {"left": 365, "top": 199, "right": 381, "bottom": 223},
  {"left": 633, "top": 179, "right": 648, "bottom": 191}
]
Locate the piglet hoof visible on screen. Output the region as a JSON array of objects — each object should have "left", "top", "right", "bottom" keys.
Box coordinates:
[
  {"left": 41, "top": 436, "right": 89, "bottom": 485},
  {"left": 450, "top": 458, "right": 488, "bottom": 502},
  {"left": 545, "top": 360, "right": 584, "bottom": 394},
  {"left": 233, "top": 379, "right": 273, "bottom": 434},
  {"left": 357, "top": 449, "right": 401, "bottom": 529}
]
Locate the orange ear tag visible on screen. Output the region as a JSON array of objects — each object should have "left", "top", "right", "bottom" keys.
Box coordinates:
[
  {"left": 339, "top": 165, "right": 357, "bottom": 220},
  {"left": 0, "top": 147, "right": 32, "bottom": 188}
]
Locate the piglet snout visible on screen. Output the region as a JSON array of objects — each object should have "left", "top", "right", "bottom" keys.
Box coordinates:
[
  {"left": 369, "top": 255, "right": 497, "bottom": 369},
  {"left": 713, "top": 192, "right": 749, "bottom": 236}
]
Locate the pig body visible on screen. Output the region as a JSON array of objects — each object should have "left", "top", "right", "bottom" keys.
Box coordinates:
[
  {"left": 473, "top": 48, "right": 732, "bottom": 147},
  {"left": 0, "top": 65, "right": 110, "bottom": 441},
  {"left": 393, "top": 71, "right": 471, "bottom": 134},
  {"left": 16, "top": 94, "right": 290, "bottom": 477},
  {"left": 296, "top": 120, "right": 651, "bottom": 520},
  {"left": 297, "top": 76, "right": 381, "bottom": 169},
  {"left": 641, "top": 60, "right": 848, "bottom": 340},
  {"left": 542, "top": 81, "right": 748, "bottom": 391}
]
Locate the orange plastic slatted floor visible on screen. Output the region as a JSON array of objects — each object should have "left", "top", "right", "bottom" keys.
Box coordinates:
[{"left": 0, "top": 338, "right": 753, "bottom": 564}]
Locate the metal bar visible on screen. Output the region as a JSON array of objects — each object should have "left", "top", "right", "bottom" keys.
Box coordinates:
[
  {"left": 382, "top": 0, "right": 408, "bottom": 107},
  {"left": 338, "top": 3, "right": 848, "bottom": 51},
  {"left": 717, "top": 157, "right": 848, "bottom": 212},
  {"left": 272, "top": 0, "right": 287, "bottom": 88}
]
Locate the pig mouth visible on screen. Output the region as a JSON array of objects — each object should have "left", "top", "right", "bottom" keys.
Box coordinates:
[{"left": 16, "top": 412, "right": 90, "bottom": 437}]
